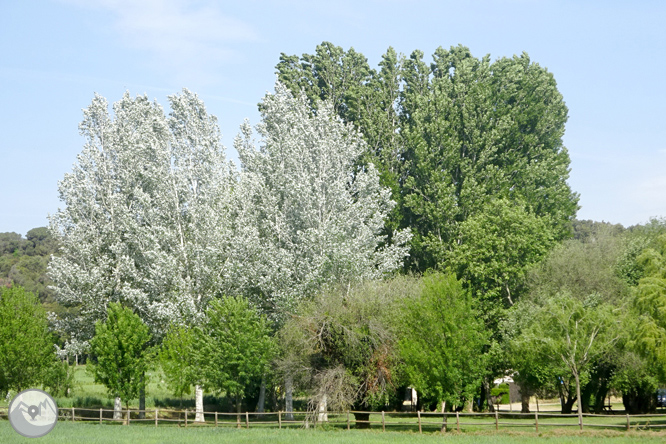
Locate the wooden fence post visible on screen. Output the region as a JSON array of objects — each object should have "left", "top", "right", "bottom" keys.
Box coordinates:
[
  {"left": 347, "top": 411, "right": 350, "bottom": 430},
  {"left": 278, "top": 411, "right": 282, "bottom": 429},
  {"left": 71, "top": 407, "right": 75, "bottom": 423},
  {"left": 626, "top": 414, "right": 630, "bottom": 431},
  {"left": 99, "top": 408, "right": 102, "bottom": 425},
  {"left": 155, "top": 409, "right": 158, "bottom": 427},
  {"left": 246, "top": 411, "right": 249, "bottom": 429},
  {"left": 127, "top": 409, "right": 130, "bottom": 426},
  {"left": 418, "top": 410, "right": 422, "bottom": 434},
  {"left": 456, "top": 411, "right": 460, "bottom": 432},
  {"left": 185, "top": 409, "right": 188, "bottom": 427},
  {"left": 215, "top": 411, "right": 218, "bottom": 427},
  {"left": 534, "top": 411, "right": 538, "bottom": 433},
  {"left": 495, "top": 410, "right": 499, "bottom": 431},
  {"left": 381, "top": 411, "right": 385, "bottom": 432}
]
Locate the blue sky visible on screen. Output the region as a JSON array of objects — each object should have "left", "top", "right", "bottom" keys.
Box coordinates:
[{"left": 1, "top": 0, "right": 665, "bottom": 235}]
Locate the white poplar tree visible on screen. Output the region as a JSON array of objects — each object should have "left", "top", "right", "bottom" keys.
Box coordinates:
[
  {"left": 48, "top": 90, "right": 233, "bottom": 420},
  {"left": 235, "top": 82, "right": 411, "bottom": 414}
]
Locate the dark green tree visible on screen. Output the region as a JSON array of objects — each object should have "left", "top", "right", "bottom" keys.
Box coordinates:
[
  {"left": 276, "top": 43, "right": 579, "bottom": 278},
  {"left": 281, "top": 277, "right": 418, "bottom": 427},
  {"left": 0, "top": 286, "right": 54, "bottom": 396}
]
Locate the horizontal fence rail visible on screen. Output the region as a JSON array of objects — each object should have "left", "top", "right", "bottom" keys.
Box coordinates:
[{"left": 2, "top": 406, "right": 666, "bottom": 433}]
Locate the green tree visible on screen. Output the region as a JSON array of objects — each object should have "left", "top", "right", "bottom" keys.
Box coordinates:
[
  {"left": 280, "top": 277, "right": 418, "bottom": 427},
  {"left": 513, "top": 226, "right": 635, "bottom": 413},
  {"left": 88, "top": 302, "right": 153, "bottom": 419},
  {"left": 633, "top": 233, "right": 666, "bottom": 380},
  {"left": 276, "top": 43, "right": 579, "bottom": 276},
  {"left": 194, "top": 296, "right": 275, "bottom": 413},
  {"left": 0, "top": 286, "right": 54, "bottom": 396},
  {"left": 447, "top": 199, "right": 557, "bottom": 332},
  {"left": 515, "top": 293, "right": 623, "bottom": 424},
  {"left": 159, "top": 324, "right": 198, "bottom": 407},
  {"left": 399, "top": 272, "right": 488, "bottom": 411}
]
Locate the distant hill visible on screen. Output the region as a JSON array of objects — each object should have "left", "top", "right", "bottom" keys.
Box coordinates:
[{"left": 0, "top": 227, "right": 58, "bottom": 308}]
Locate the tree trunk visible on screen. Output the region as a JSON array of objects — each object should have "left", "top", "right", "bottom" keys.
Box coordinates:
[
  {"left": 113, "top": 397, "right": 122, "bottom": 420},
  {"left": 236, "top": 393, "right": 242, "bottom": 426},
  {"left": 574, "top": 370, "right": 583, "bottom": 429},
  {"left": 317, "top": 394, "right": 328, "bottom": 423},
  {"left": 139, "top": 373, "right": 145, "bottom": 419},
  {"left": 256, "top": 375, "right": 266, "bottom": 413},
  {"left": 519, "top": 381, "right": 531, "bottom": 413},
  {"left": 285, "top": 375, "right": 294, "bottom": 421},
  {"left": 195, "top": 385, "right": 204, "bottom": 422},
  {"left": 354, "top": 412, "right": 370, "bottom": 429},
  {"left": 482, "top": 380, "right": 494, "bottom": 412},
  {"left": 623, "top": 388, "right": 657, "bottom": 414}
]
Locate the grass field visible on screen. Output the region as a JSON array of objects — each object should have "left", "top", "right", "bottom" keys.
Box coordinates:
[
  {"left": 3, "top": 422, "right": 666, "bottom": 444},
  {"left": 3, "top": 365, "right": 666, "bottom": 441}
]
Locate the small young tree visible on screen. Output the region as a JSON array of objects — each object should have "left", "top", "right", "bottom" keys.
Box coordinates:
[
  {"left": 194, "top": 296, "right": 275, "bottom": 414},
  {"left": 0, "top": 286, "right": 54, "bottom": 397},
  {"left": 398, "top": 272, "right": 488, "bottom": 412},
  {"left": 159, "top": 324, "right": 200, "bottom": 412},
  {"left": 89, "top": 302, "right": 152, "bottom": 420}
]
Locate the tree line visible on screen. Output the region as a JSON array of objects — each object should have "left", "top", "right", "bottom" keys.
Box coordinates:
[{"left": 1, "top": 42, "right": 664, "bottom": 424}]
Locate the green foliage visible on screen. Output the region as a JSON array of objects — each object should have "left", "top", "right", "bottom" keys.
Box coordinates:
[
  {"left": 281, "top": 277, "right": 418, "bottom": 411},
  {"left": 398, "top": 272, "right": 487, "bottom": 408},
  {"left": 491, "top": 383, "right": 510, "bottom": 405},
  {"left": 43, "top": 359, "right": 76, "bottom": 397},
  {"left": 634, "top": 233, "right": 666, "bottom": 377},
  {"left": 0, "top": 228, "right": 57, "bottom": 304},
  {"left": 159, "top": 324, "right": 197, "bottom": 400},
  {"left": 514, "top": 292, "right": 624, "bottom": 414},
  {"left": 88, "top": 303, "right": 153, "bottom": 407},
  {"left": 447, "top": 199, "right": 556, "bottom": 330},
  {"left": 194, "top": 296, "right": 276, "bottom": 407},
  {"left": 527, "top": 227, "right": 631, "bottom": 304},
  {"left": 0, "top": 286, "right": 55, "bottom": 395},
  {"left": 276, "top": 43, "right": 579, "bottom": 279}
]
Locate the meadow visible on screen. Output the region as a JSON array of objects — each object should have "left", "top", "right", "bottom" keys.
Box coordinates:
[
  {"left": 3, "top": 364, "right": 666, "bottom": 442},
  {"left": 3, "top": 422, "right": 666, "bottom": 444}
]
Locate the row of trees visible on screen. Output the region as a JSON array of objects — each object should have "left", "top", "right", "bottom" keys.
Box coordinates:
[
  {"left": 46, "top": 79, "right": 409, "bottom": 417},
  {"left": 84, "top": 220, "right": 666, "bottom": 424},
  {"left": 9, "top": 41, "right": 660, "bottom": 422}
]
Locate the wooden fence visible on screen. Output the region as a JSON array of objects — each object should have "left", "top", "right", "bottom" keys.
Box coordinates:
[{"left": 2, "top": 407, "right": 666, "bottom": 432}]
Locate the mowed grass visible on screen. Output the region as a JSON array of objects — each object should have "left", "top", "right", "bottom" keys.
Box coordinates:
[
  {"left": 3, "top": 422, "right": 666, "bottom": 444},
  {"left": 3, "top": 365, "right": 666, "bottom": 441}
]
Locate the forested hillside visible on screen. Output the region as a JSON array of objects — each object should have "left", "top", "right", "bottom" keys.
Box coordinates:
[{"left": 0, "top": 228, "right": 57, "bottom": 308}]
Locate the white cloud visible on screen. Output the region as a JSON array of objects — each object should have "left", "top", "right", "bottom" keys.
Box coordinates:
[{"left": 63, "top": 0, "right": 258, "bottom": 83}]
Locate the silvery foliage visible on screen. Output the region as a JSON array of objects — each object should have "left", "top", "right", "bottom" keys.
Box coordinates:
[
  {"left": 48, "top": 90, "right": 235, "bottom": 341},
  {"left": 54, "top": 338, "right": 89, "bottom": 360},
  {"left": 235, "top": 82, "right": 411, "bottom": 316}
]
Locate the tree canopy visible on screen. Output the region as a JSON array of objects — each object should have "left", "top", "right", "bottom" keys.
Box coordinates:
[{"left": 0, "top": 286, "right": 54, "bottom": 396}]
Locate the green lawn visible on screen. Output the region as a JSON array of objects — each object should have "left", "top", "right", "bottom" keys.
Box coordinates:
[
  {"left": 2, "top": 422, "right": 666, "bottom": 444},
  {"left": 3, "top": 365, "right": 666, "bottom": 441}
]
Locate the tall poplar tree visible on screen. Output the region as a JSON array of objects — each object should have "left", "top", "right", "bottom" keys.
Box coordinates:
[
  {"left": 49, "top": 89, "right": 234, "bottom": 419},
  {"left": 276, "top": 42, "right": 579, "bottom": 308},
  {"left": 235, "top": 82, "right": 411, "bottom": 316}
]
